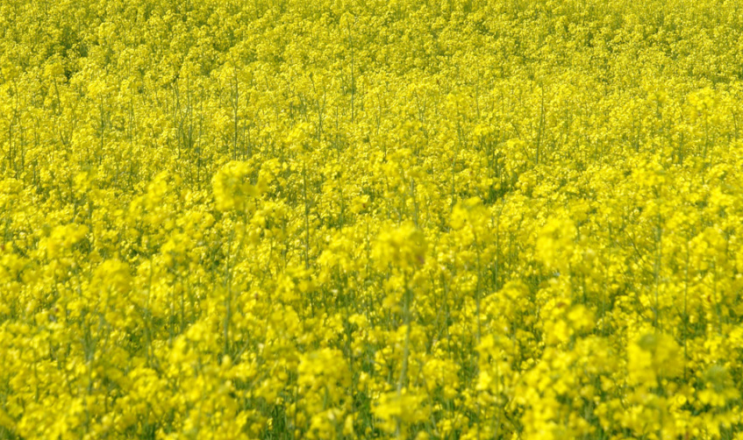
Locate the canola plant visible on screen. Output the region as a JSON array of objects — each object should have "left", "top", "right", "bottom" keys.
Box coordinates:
[{"left": 2, "top": 0, "right": 743, "bottom": 439}]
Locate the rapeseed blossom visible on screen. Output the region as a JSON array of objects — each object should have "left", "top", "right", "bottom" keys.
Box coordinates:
[{"left": 2, "top": 0, "right": 743, "bottom": 439}]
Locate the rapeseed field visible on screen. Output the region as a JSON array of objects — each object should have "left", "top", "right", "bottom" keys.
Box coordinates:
[{"left": 2, "top": 0, "right": 743, "bottom": 438}]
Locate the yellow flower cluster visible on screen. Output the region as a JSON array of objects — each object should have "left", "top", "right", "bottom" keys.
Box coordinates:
[{"left": 2, "top": 0, "right": 743, "bottom": 438}]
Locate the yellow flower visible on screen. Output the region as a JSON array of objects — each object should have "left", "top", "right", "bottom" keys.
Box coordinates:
[
  {"left": 372, "top": 222, "right": 427, "bottom": 271},
  {"left": 212, "top": 161, "right": 257, "bottom": 212}
]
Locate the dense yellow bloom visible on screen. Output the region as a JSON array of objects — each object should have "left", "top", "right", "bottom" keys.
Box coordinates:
[
  {"left": 373, "top": 390, "right": 429, "bottom": 436},
  {"left": 3, "top": 0, "right": 743, "bottom": 439},
  {"left": 212, "top": 161, "right": 257, "bottom": 212},
  {"left": 372, "top": 222, "right": 427, "bottom": 271}
]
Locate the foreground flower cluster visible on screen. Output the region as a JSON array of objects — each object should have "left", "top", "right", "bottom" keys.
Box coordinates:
[{"left": 2, "top": 0, "right": 743, "bottom": 438}]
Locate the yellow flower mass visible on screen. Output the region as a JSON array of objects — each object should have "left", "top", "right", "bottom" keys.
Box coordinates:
[{"left": 2, "top": 0, "right": 743, "bottom": 438}]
